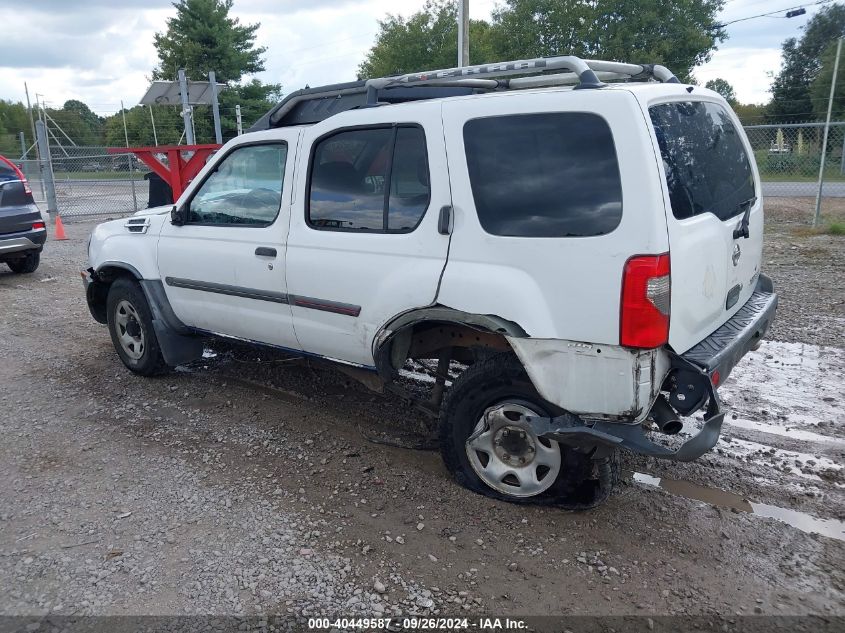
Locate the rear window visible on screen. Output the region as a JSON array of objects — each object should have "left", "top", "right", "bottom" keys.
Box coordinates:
[
  {"left": 0, "top": 161, "right": 18, "bottom": 182},
  {"left": 463, "top": 113, "right": 622, "bottom": 238},
  {"left": 649, "top": 101, "right": 755, "bottom": 221}
]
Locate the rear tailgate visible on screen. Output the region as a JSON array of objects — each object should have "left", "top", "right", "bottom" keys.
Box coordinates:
[
  {"left": 0, "top": 182, "right": 41, "bottom": 235},
  {"left": 647, "top": 97, "right": 763, "bottom": 354}
]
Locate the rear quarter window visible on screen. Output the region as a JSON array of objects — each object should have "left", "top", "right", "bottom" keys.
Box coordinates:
[
  {"left": 649, "top": 101, "right": 756, "bottom": 222},
  {"left": 463, "top": 112, "right": 622, "bottom": 238}
]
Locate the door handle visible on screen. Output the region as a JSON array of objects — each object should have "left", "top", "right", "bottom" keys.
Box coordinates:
[
  {"left": 255, "top": 247, "right": 277, "bottom": 257},
  {"left": 438, "top": 205, "right": 452, "bottom": 235}
]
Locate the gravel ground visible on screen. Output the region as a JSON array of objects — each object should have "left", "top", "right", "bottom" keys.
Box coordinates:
[{"left": 0, "top": 204, "right": 843, "bottom": 627}]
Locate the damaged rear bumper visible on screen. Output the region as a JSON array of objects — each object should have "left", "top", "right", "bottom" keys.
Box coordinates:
[{"left": 523, "top": 274, "right": 777, "bottom": 462}]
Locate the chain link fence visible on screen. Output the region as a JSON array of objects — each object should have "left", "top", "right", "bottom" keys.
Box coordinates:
[
  {"left": 9, "top": 121, "right": 845, "bottom": 223},
  {"left": 745, "top": 122, "right": 845, "bottom": 207}
]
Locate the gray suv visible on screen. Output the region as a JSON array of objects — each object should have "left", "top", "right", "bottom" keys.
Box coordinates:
[{"left": 0, "top": 155, "right": 45, "bottom": 274}]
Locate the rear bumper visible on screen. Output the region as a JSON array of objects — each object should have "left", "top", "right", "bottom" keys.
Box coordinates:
[
  {"left": 0, "top": 228, "right": 46, "bottom": 256},
  {"left": 682, "top": 274, "right": 778, "bottom": 386},
  {"left": 527, "top": 275, "right": 777, "bottom": 462}
]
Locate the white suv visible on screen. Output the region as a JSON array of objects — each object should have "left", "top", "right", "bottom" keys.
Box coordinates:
[{"left": 83, "top": 56, "right": 777, "bottom": 508}]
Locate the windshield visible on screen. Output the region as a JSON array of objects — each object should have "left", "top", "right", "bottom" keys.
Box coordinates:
[{"left": 650, "top": 101, "right": 755, "bottom": 222}]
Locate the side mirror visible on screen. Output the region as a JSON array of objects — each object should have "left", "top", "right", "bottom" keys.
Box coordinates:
[{"left": 170, "top": 205, "right": 186, "bottom": 226}]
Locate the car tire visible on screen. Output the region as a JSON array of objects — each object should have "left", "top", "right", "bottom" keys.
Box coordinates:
[
  {"left": 7, "top": 252, "right": 40, "bottom": 274},
  {"left": 106, "top": 277, "right": 168, "bottom": 376},
  {"left": 439, "top": 353, "right": 617, "bottom": 509}
]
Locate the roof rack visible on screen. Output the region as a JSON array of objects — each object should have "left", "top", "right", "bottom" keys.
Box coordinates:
[{"left": 250, "top": 55, "right": 679, "bottom": 131}]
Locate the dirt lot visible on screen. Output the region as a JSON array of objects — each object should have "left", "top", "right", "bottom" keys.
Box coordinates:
[{"left": 1, "top": 202, "right": 843, "bottom": 629}]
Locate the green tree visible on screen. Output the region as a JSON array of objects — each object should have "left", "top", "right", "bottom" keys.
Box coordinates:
[
  {"left": 151, "top": 0, "right": 280, "bottom": 141},
  {"left": 490, "top": 0, "right": 726, "bottom": 81},
  {"left": 0, "top": 100, "right": 34, "bottom": 156},
  {"left": 769, "top": 3, "right": 845, "bottom": 122},
  {"left": 705, "top": 78, "right": 737, "bottom": 105},
  {"left": 733, "top": 102, "right": 768, "bottom": 125},
  {"left": 358, "top": 0, "right": 495, "bottom": 78},
  {"left": 809, "top": 40, "right": 845, "bottom": 121},
  {"left": 153, "top": 0, "right": 266, "bottom": 82}
]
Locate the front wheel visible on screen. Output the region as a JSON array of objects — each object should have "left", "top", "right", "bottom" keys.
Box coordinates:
[
  {"left": 106, "top": 278, "right": 168, "bottom": 376},
  {"left": 439, "top": 354, "right": 617, "bottom": 509}
]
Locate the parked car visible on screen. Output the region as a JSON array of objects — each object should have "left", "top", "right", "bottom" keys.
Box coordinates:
[
  {"left": 82, "top": 56, "right": 777, "bottom": 507},
  {"left": 0, "top": 154, "right": 45, "bottom": 273}
]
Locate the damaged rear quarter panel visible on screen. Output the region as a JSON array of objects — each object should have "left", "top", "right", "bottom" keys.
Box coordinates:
[{"left": 507, "top": 337, "right": 671, "bottom": 421}]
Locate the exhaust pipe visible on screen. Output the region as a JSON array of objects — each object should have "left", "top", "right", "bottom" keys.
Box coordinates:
[{"left": 649, "top": 395, "right": 683, "bottom": 435}]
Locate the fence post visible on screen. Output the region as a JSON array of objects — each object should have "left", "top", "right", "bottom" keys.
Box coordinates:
[
  {"left": 235, "top": 105, "right": 243, "bottom": 135},
  {"left": 35, "top": 120, "right": 59, "bottom": 224},
  {"left": 178, "top": 69, "right": 195, "bottom": 145},
  {"left": 121, "top": 100, "right": 139, "bottom": 213},
  {"left": 815, "top": 37, "right": 843, "bottom": 227},
  {"left": 209, "top": 71, "right": 223, "bottom": 144}
]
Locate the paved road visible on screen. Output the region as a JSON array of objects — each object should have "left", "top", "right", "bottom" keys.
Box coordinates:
[{"left": 762, "top": 181, "right": 845, "bottom": 197}]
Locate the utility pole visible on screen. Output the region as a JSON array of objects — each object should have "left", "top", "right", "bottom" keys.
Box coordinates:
[
  {"left": 457, "top": 0, "right": 469, "bottom": 67},
  {"left": 178, "top": 68, "right": 195, "bottom": 145},
  {"left": 235, "top": 105, "right": 243, "bottom": 136},
  {"left": 814, "top": 37, "right": 842, "bottom": 227}
]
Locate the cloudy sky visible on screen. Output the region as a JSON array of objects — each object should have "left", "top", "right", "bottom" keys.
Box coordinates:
[{"left": 0, "top": 0, "right": 833, "bottom": 117}]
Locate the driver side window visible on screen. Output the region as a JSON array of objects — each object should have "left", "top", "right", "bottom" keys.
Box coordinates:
[{"left": 188, "top": 143, "right": 287, "bottom": 226}]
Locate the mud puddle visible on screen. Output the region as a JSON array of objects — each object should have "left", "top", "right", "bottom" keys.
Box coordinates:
[{"left": 631, "top": 471, "right": 845, "bottom": 542}]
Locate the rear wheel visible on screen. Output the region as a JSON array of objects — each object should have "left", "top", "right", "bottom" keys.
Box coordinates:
[
  {"left": 439, "top": 353, "right": 617, "bottom": 509},
  {"left": 106, "top": 278, "right": 168, "bottom": 376},
  {"left": 7, "top": 251, "right": 40, "bottom": 274}
]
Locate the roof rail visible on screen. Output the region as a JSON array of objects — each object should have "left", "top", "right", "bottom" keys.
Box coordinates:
[{"left": 250, "top": 55, "right": 679, "bottom": 131}]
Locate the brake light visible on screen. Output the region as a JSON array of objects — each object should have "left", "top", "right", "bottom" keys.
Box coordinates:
[
  {"left": 32, "top": 221, "right": 46, "bottom": 230},
  {"left": 620, "top": 253, "right": 671, "bottom": 348}
]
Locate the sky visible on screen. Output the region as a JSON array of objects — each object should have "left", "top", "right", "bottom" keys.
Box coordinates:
[{"left": 0, "top": 0, "right": 836, "bottom": 118}]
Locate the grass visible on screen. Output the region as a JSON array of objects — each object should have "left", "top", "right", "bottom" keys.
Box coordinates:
[{"left": 791, "top": 222, "right": 845, "bottom": 237}]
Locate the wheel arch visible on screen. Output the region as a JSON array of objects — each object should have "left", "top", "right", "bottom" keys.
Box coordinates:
[{"left": 372, "top": 305, "right": 527, "bottom": 379}]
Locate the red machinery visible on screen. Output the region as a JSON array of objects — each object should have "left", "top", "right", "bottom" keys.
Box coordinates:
[{"left": 108, "top": 144, "right": 221, "bottom": 200}]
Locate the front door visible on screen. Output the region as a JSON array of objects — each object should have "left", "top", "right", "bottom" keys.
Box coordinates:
[
  {"left": 284, "top": 105, "right": 452, "bottom": 367},
  {"left": 157, "top": 134, "right": 301, "bottom": 351}
]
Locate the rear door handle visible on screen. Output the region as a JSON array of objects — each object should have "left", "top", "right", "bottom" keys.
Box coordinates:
[{"left": 255, "top": 247, "right": 277, "bottom": 257}]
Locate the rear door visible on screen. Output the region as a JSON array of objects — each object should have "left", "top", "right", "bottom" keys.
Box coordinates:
[
  {"left": 284, "top": 103, "right": 451, "bottom": 367},
  {"left": 647, "top": 98, "right": 762, "bottom": 354}
]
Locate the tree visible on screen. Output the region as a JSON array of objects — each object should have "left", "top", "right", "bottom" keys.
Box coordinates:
[
  {"left": 490, "top": 0, "right": 726, "bottom": 81},
  {"left": 153, "top": 0, "right": 266, "bottom": 82},
  {"left": 705, "top": 78, "right": 737, "bottom": 105},
  {"left": 768, "top": 3, "right": 845, "bottom": 121},
  {"left": 358, "top": 0, "right": 495, "bottom": 78},
  {"left": 151, "top": 0, "right": 280, "bottom": 140},
  {"left": 809, "top": 40, "right": 845, "bottom": 122},
  {"left": 0, "top": 100, "right": 33, "bottom": 156}
]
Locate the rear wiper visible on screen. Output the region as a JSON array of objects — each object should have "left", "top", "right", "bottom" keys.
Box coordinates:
[{"left": 732, "top": 196, "right": 757, "bottom": 240}]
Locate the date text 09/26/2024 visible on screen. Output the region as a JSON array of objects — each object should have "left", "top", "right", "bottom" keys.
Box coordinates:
[{"left": 307, "top": 617, "right": 528, "bottom": 630}]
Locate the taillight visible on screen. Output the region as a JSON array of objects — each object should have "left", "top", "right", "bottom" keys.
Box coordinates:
[
  {"left": 32, "top": 221, "right": 45, "bottom": 230},
  {"left": 620, "top": 253, "right": 671, "bottom": 348}
]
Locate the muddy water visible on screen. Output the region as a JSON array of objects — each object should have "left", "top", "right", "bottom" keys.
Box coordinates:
[{"left": 631, "top": 471, "right": 845, "bottom": 542}]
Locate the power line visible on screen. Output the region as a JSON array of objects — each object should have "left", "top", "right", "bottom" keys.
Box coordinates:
[{"left": 713, "top": 0, "right": 833, "bottom": 28}]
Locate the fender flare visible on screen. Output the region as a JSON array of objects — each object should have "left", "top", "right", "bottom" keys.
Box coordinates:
[{"left": 372, "top": 305, "right": 528, "bottom": 377}]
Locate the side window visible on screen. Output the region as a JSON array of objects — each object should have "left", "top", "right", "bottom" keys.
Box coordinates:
[
  {"left": 188, "top": 143, "right": 287, "bottom": 225},
  {"left": 463, "top": 113, "right": 623, "bottom": 238},
  {"left": 308, "top": 125, "right": 430, "bottom": 232}
]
